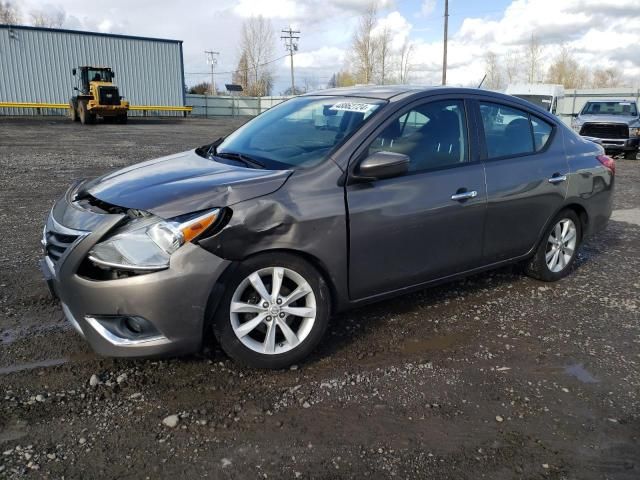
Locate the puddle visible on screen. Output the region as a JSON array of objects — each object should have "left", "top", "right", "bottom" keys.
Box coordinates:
[
  {"left": 401, "top": 332, "right": 470, "bottom": 354},
  {"left": 0, "top": 420, "right": 28, "bottom": 443},
  {"left": 564, "top": 363, "right": 599, "bottom": 383},
  {"left": 0, "top": 358, "right": 67, "bottom": 375},
  {"left": 0, "top": 322, "right": 69, "bottom": 347}
]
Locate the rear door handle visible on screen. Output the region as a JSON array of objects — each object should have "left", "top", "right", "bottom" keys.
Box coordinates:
[
  {"left": 548, "top": 174, "right": 567, "bottom": 184},
  {"left": 451, "top": 190, "right": 478, "bottom": 201}
]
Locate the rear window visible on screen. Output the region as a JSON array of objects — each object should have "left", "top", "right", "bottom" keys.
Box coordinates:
[
  {"left": 479, "top": 103, "right": 553, "bottom": 158},
  {"left": 581, "top": 101, "right": 638, "bottom": 116}
]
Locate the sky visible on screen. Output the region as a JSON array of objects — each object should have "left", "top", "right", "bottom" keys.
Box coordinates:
[{"left": 17, "top": 0, "right": 640, "bottom": 94}]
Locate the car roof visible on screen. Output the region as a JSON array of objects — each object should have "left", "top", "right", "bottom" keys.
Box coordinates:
[
  {"left": 303, "top": 85, "right": 532, "bottom": 103},
  {"left": 304, "top": 85, "right": 443, "bottom": 100}
]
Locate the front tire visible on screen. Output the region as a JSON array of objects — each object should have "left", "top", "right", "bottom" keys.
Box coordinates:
[
  {"left": 212, "top": 253, "right": 330, "bottom": 369},
  {"left": 624, "top": 149, "right": 638, "bottom": 160},
  {"left": 525, "top": 209, "right": 581, "bottom": 282}
]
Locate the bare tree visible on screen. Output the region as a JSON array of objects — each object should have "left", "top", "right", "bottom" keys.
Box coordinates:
[
  {"left": 546, "top": 47, "right": 589, "bottom": 88},
  {"left": 239, "top": 16, "right": 276, "bottom": 96},
  {"left": 377, "top": 25, "right": 393, "bottom": 84},
  {"left": 591, "top": 67, "right": 624, "bottom": 88},
  {"left": 523, "top": 34, "right": 544, "bottom": 83},
  {"left": 351, "top": 2, "right": 378, "bottom": 84},
  {"left": 483, "top": 51, "right": 502, "bottom": 89},
  {"left": 0, "top": 1, "right": 21, "bottom": 24},
  {"left": 233, "top": 52, "right": 250, "bottom": 93},
  {"left": 504, "top": 49, "right": 521, "bottom": 85},
  {"left": 336, "top": 70, "right": 357, "bottom": 87},
  {"left": 398, "top": 40, "right": 413, "bottom": 84},
  {"left": 30, "top": 8, "right": 65, "bottom": 27}
]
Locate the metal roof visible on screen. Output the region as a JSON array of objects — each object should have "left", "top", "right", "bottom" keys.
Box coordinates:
[{"left": 0, "top": 24, "right": 182, "bottom": 44}]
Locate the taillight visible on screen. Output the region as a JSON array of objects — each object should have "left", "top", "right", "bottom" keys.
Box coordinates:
[{"left": 596, "top": 154, "right": 615, "bottom": 175}]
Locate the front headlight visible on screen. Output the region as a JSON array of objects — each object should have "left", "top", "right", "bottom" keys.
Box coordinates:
[
  {"left": 629, "top": 127, "right": 639, "bottom": 137},
  {"left": 88, "top": 209, "right": 219, "bottom": 271}
]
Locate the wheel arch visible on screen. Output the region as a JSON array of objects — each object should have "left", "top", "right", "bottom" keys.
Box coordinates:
[{"left": 531, "top": 202, "right": 589, "bottom": 256}]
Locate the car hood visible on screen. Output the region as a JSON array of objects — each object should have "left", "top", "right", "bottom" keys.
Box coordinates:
[
  {"left": 83, "top": 149, "right": 292, "bottom": 218},
  {"left": 578, "top": 114, "right": 639, "bottom": 125}
]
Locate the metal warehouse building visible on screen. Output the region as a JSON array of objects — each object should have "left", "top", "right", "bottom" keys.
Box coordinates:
[{"left": 0, "top": 25, "right": 185, "bottom": 115}]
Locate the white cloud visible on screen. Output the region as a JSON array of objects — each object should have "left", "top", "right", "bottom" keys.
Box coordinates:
[
  {"left": 416, "top": 0, "right": 436, "bottom": 18},
  {"left": 14, "top": 0, "right": 640, "bottom": 91}
]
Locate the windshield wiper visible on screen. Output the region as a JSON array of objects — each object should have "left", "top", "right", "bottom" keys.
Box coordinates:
[{"left": 216, "top": 151, "right": 265, "bottom": 169}]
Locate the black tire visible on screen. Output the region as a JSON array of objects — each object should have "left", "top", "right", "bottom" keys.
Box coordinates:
[
  {"left": 117, "top": 114, "right": 128, "bottom": 124},
  {"left": 624, "top": 150, "right": 638, "bottom": 160},
  {"left": 78, "top": 101, "right": 94, "bottom": 125},
  {"left": 212, "top": 253, "right": 331, "bottom": 369},
  {"left": 524, "top": 209, "right": 582, "bottom": 282}
]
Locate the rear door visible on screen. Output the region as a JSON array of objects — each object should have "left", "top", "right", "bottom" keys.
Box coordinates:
[
  {"left": 475, "top": 99, "right": 568, "bottom": 262},
  {"left": 346, "top": 97, "right": 487, "bottom": 300}
]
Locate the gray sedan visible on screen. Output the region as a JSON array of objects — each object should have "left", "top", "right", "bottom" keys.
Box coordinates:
[{"left": 41, "top": 86, "right": 614, "bottom": 368}]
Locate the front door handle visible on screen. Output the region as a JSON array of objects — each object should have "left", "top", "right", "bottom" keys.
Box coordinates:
[
  {"left": 451, "top": 190, "right": 478, "bottom": 201},
  {"left": 548, "top": 174, "right": 567, "bottom": 184}
]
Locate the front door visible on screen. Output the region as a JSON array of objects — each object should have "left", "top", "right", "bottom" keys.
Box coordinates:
[{"left": 346, "top": 98, "right": 487, "bottom": 300}]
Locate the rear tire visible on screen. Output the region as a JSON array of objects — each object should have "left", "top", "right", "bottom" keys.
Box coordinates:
[
  {"left": 212, "top": 253, "right": 330, "bottom": 369},
  {"left": 525, "top": 209, "right": 581, "bottom": 282},
  {"left": 69, "top": 101, "right": 78, "bottom": 122},
  {"left": 624, "top": 150, "right": 638, "bottom": 160}
]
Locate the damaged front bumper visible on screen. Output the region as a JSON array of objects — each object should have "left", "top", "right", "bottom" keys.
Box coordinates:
[{"left": 40, "top": 184, "right": 230, "bottom": 357}]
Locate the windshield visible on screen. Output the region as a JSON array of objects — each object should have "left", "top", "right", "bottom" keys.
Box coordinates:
[
  {"left": 216, "top": 96, "right": 386, "bottom": 169},
  {"left": 88, "top": 69, "right": 113, "bottom": 83},
  {"left": 581, "top": 101, "right": 638, "bottom": 116},
  {"left": 512, "top": 95, "right": 553, "bottom": 111}
]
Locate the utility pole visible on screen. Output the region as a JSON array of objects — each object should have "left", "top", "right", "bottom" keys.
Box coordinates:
[
  {"left": 442, "top": 0, "right": 449, "bottom": 86},
  {"left": 204, "top": 50, "right": 219, "bottom": 95},
  {"left": 281, "top": 27, "right": 300, "bottom": 95}
]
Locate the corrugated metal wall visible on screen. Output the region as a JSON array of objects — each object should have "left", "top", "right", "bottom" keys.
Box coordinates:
[{"left": 0, "top": 25, "right": 184, "bottom": 115}]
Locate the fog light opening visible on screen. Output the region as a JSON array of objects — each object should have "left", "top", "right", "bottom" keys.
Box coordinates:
[{"left": 123, "top": 316, "right": 145, "bottom": 335}]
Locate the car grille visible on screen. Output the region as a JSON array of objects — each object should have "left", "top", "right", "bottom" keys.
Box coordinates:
[
  {"left": 43, "top": 227, "right": 80, "bottom": 264},
  {"left": 98, "top": 86, "right": 120, "bottom": 106},
  {"left": 580, "top": 123, "right": 629, "bottom": 139}
]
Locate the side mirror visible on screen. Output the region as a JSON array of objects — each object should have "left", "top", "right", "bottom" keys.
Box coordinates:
[
  {"left": 72, "top": 68, "right": 76, "bottom": 76},
  {"left": 73, "top": 87, "right": 79, "bottom": 92},
  {"left": 571, "top": 113, "right": 579, "bottom": 118},
  {"left": 353, "top": 151, "right": 410, "bottom": 181}
]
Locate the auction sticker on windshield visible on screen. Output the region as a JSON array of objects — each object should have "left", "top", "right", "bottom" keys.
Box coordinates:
[{"left": 330, "top": 102, "right": 376, "bottom": 113}]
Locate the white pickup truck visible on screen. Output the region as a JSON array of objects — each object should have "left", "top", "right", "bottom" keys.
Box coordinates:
[{"left": 571, "top": 99, "right": 640, "bottom": 159}]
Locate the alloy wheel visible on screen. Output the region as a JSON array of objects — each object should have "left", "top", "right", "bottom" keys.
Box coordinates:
[
  {"left": 229, "top": 267, "right": 317, "bottom": 355},
  {"left": 545, "top": 218, "right": 577, "bottom": 273}
]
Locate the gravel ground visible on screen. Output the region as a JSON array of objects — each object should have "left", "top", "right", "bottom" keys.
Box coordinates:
[{"left": 1, "top": 116, "right": 639, "bottom": 479}]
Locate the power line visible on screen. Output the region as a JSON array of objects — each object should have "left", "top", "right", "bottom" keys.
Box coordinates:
[
  {"left": 442, "top": 0, "right": 449, "bottom": 86},
  {"left": 185, "top": 53, "right": 291, "bottom": 76},
  {"left": 281, "top": 26, "right": 300, "bottom": 94}
]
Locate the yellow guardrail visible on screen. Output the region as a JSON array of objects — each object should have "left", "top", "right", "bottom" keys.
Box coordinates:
[
  {"left": 0, "top": 102, "right": 192, "bottom": 113},
  {"left": 0, "top": 102, "right": 69, "bottom": 109},
  {"left": 129, "top": 105, "right": 192, "bottom": 112}
]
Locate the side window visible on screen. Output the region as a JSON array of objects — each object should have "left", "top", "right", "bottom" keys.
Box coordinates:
[
  {"left": 369, "top": 100, "right": 468, "bottom": 172},
  {"left": 531, "top": 116, "right": 553, "bottom": 151},
  {"left": 479, "top": 102, "right": 534, "bottom": 158}
]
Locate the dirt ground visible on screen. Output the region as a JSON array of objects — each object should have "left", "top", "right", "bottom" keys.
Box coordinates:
[{"left": 1, "top": 116, "right": 639, "bottom": 479}]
